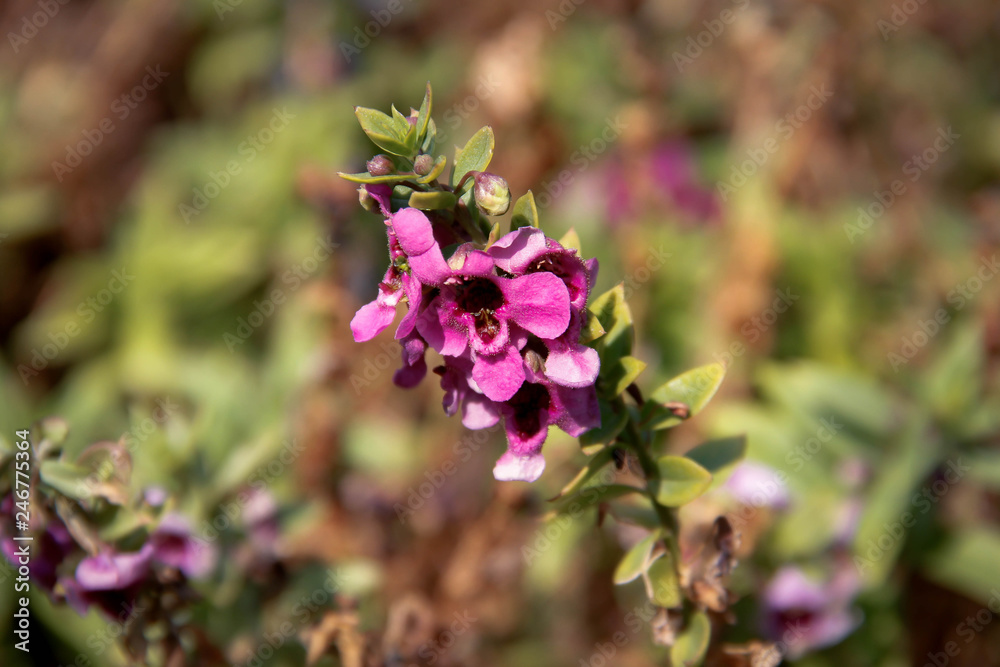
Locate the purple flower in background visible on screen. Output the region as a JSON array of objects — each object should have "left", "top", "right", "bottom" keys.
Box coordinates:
[
  {"left": 723, "top": 461, "right": 791, "bottom": 510},
  {"left": 605, "top": 141, "right": 720, "bottom": 227},
  {"left": 762, "top": 565, "right": 862, "bottom": 658},
  {"left": 75, "top": 544, "right": 154, "bottom": 592},
  {"left": 1, "top": 495, "right": 76, "bottom": 593},
  {"left": 149, "top": 513, "right": 216, "bottom": 579}
]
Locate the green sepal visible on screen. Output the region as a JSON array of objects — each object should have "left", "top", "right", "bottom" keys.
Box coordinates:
[
  {"left": 511, "top": 191, "right": 540, "bottom": 229},
  {"left": 408, "top": 190, "right": 457, "bottom": 211}
]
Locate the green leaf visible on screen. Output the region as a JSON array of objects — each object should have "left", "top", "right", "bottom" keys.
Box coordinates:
[
  {"left": 603, "top": 355, "right": 647, "bottom": 398},
  {"left": 579, "top": 310, "right": 606, "bottom": 344},
  {"left": 922, "top": 527, "right": 1000, "bottom": 604},
  {"left": 579, "top": 398, "right": 628, "bottom": 446},
  {"left": 39, "top": 460, "right": 93, "bottom": 500},
  {"left": 684, "top": 435, "right": 747, "bottom": 476},
  {"left": 550, "top": 447, "right": 614, "bottom": 501},
  {"left": 548, "top": 484, "right": 639, "bottom": 517},
  {"left": 670, "top": 611, "right": 711, "bottom": 667},
  {"left": 641, "top": 363, "right": 726, "bottom": 430},
  {"left": 338, "top": 171, "right": 406, "bottom": 184},
  {"left": 415, "top": 155, "right": 447, "bottom": 183},
  {"left": 588, "top": 284, "right": 634, "bottom": 364},
  {"left": 408, "top": 190, "right": 457, "bottom": 211},
  {"left": 511, "top": 191, "right": 540, "bottom": 229},
  {"left": 421, "top": 117, "right": 437, "bottom": 154},
  {"left": 645, "top": 549, "right": 682, "bottom": 607},
  {"left": 486, "top": 220, "right": 501, "bottom": 247},
  {"left": 451, "top": 126, "right": 494, "bottom": 188},
  {"left": 650, "top": 456, "right": 713, "bottom": 507},
  {"left": 559, "top": 227, "right": 582, "bottom": 253},
  {"left": 354, "top": 106, "right": 411, "bottom": 156},
  {"left": 613, "top": 530, "right": 662, "bottom": 584},
  {"left": 415, "top": 82, "right": 432, "bottom": 145}
]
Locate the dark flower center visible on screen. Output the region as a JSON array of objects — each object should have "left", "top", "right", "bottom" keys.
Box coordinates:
[
  {"left": 507, "top": 382, "right": 550, "bottom": 439},
  {"left": 456, "top": 278, "right": 505, "bottom": 342}
]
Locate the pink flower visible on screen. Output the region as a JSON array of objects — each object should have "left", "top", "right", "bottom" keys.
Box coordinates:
[{"left": 493, "top": 365, "right": 599, "bottom": 482}]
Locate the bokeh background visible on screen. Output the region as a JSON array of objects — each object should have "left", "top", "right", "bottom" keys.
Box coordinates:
[{"left": 2, "top": 0, "right": 999, "bottom": 665}]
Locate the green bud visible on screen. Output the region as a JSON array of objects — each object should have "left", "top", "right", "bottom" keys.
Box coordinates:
[
  {"left": 358, "top": 186, "right": 379, "bottom": 214},
  {"left": 473, "top": 172, "right": 510, "bottom": 216},
  {"left": 367, "top": 155, "right": 394, "bottom": 176}
]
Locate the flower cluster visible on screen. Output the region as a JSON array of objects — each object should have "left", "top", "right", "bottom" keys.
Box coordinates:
[{"left": 350, "top": 184, "right": 600, "bottom": 482}]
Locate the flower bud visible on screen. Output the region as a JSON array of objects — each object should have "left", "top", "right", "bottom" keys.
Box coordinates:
[
  {"left": 473, "top": 172, "right": 510, "bottom": 216},
  {"left": 367, "top": 155, "right": 394, "bottom": 176},
  {"left": 414, "top": 154, "right": 434, "bottom": 176},
  {"left": 358, "top": 186, "right": 379, "bottom": 213}
]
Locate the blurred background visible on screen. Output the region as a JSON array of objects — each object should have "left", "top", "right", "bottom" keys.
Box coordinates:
[{"left": 1, "top": 0, "right": 999, "bottom": 665}]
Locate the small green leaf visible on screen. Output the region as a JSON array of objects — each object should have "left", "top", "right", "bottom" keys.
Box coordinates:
[
  {"left": 580, "top": 398, "right": 628, "bottom": 446},
  {"left": 579, "top": 310, "right": 606, "bottom": 344},
  {"left": 415, "top": 82, "right": 432, "bottom": 145},
  {"left": 559, "top": 227, "right": 582, "bottom": 253},
  {"left": 421, "top": 117, "right": 437, "bottom": 154},
  {"left": 550, "top": 447, "right": 614, "bottom": 501},
  {"left": 641, "top": 363, "right": 726, "bottom": 430},
  {"left": 684, "top": 435, "right": 747, "bottom": 476},
  {"left": 604, "top": 355, "right": 647, "bottom": 398},
  {"left": 39, "top": 460, "right": 93, "bottom": 500},
  {"left": 338, "top": 171, "right": 406, "bottom": 184},
  {"left": 670, "top": 611, "right": 711, "bottom": 667},
  {"left": 645, "top": 549, "right": 682, "bottom": 607},
  {"left": 650, "top": 456, "right": 713, "bottom": 507},
  {"left": 614, "top": 530, "right": 662, "bottom": 584},
  {"left": 588, "top": 284, "right": 634, "bottom": 363},
  {"left": 510, "top": 191, "right": 539, "bottom": 229},
  {"left": 355, "top": 106, "right": 411, "bottom": 156},
  {"left": 408, "top": 190, "right": 457, "bottom": 211},
  {"left": 452, "top": 126, "right": 494, "bottom": 188},
  {"left": 548, "top": 484, "right": 639, "bottom": 517},
  {"left": 415, "top": 155, "right": 447, "bottom": 183}
]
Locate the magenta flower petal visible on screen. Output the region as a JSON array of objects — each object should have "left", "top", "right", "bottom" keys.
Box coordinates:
[
  {"left": 395, "top": 273, "right": 423, "bottom": 339},
  {"left": 550, "top": 383, "right": 600, "bottom": 436},
  {"left": 472, "top": 345, "right": 526, "bottom": 402},
  {"left": 151, "top": 514, "right": 216, "bottom": 579},
  {"left": 416, "top": 295, "right": 468, "bottom": 357},
  {"left": 76, "top": 545, "right": 153, "bottom": 591},
  {"left": 488, "top": 227, "right": 547, "bottom": 274},
  {"left": 350, "top": 299, "right": 397, "bottom": 342},
  {"left": 392, "top": 208, "right": 451, "bottom": 284},
  {"left": 364, "top": 184, "right": 393, "bottom": 216},
  {"left": 499, "top": 272, "right": 570, "bottom": 339},
  {"left": 393, "top": 333, "right": 428, "bottom": 388},
  {"left": 545, "top": 341, "right": 600, "bottom": 388},
  {"left": 493, "top": 451, "right": 546, "bottom": 482},
  {"left": 462, "top": 392, "right": 500, "bottom": 429}
]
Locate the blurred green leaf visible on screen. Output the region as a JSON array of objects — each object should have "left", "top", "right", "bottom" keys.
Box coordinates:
[
  {"left": 645, "top": 550, "right": 682, "bottom": 607},
  {"left": 650, "top": 456, "right": 713, "bottom": 507},
  {"left": 670, "top": 611, "right": 711, "bottom": 667},
  {"left": 684, "top": 435, "right": 747, "bottom": 477},
  {"left": 549, "top": 446, "right": 614, "bottom": 501},
  {"left": 588, "top": 284, "right": 634, "bottom": 364},
  {"left": 39, "top": 460, "right": 92, "bottom": 500},
  {"left": 579, "top": 398, "right": 628, "bottom": 446},
  {"left": 613, "top": 529, "right": 661, "bottom": 584},
  {"left": 603, "top": 355, "right": 646, "bottom": 398}
]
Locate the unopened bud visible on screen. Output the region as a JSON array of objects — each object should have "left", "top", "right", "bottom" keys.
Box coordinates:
[
  {"left": 358, "top": 186, "right": 379, "bottom": 213},
  {"left": 473, "top": 172, "right": 510, "bottom": 216},
  {"left": 367, "top": 155, "right": 394, "bottom": 176},
  {"left": 414, "top": 154, "right": 434, "bottom": 176}
]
